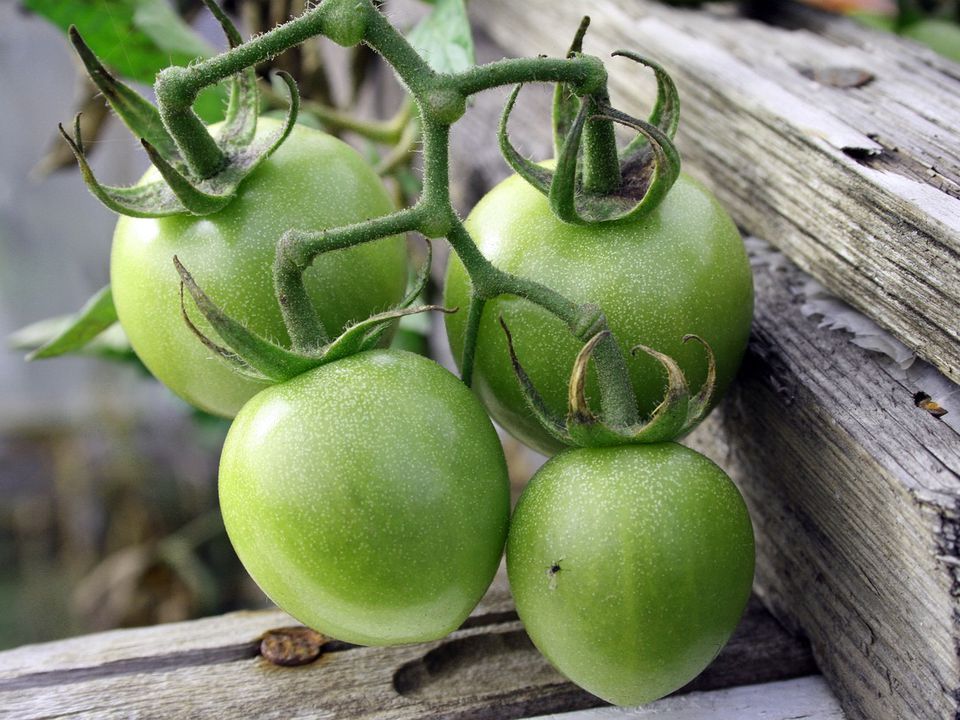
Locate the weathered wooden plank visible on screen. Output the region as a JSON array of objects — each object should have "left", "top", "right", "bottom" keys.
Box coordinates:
[
  {"left": 532, "top": 676, "right": 845, "bottom": 720},
  {"left": 472, "top": 0, "right": 960, "bottom": 386},
  {"left": 0, "top": 573, "right": 815, "bottom": 719},
  {"left": 679, "top": 248, "right": 960, "bottom": 720}
]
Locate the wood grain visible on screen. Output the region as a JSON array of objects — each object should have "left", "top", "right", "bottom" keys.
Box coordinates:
[
  {"left": 0, "top": 573, "right": 814, "bottom": 719},
  {"left": 532, "top": 676, "right": 844, "bottom": 720},
  {"left": 683, "top": 249, "right": 960, "bottom": 720},
  {"left": 471, "top": 0, "right": 960, "bottom": 386}
]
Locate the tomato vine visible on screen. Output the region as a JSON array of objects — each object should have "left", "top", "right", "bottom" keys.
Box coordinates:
[
  {"left": 55, "top": 0, "right": 704, "bottom": 435},
  {"left": 19, "top": 0, "right": 760, "bottom": 699}
]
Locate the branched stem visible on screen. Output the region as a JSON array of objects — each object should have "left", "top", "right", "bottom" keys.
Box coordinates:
[
  {"left": 160, "top": 0, "right": 640, "bottom": 428},
  {"left": 274, "top": 207, "right": 423, "bottom": 352},
  {"left": 453, "top": 56, "right": 605, "bottom": 96}
]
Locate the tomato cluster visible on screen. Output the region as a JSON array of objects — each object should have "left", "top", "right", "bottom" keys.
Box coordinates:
[
  {"left": 112, "top": 122, "right": 511, "bottom": 644},
  {"left": 109, "top": 117, "right": 754, "bottom": 704},
  {"left": 78, "top": 15, "right": 756, "bottom": 699}
]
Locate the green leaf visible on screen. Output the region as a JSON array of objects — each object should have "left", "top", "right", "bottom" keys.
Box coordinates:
[
  {"left": 25, "top": 0, "right": 226, "bottom": 121},
  {"left": 407, "top": 0, "right": 474, "bottom": 74},
  {"left": 25, "top": 0, "right": 213, "bottom": 83},
  {"left": 10, "top": 286, "right": 137, "bottom": 363}
]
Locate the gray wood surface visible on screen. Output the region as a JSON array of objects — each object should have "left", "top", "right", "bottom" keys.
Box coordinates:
[
  {"left": 0, "top": 572, "right": 815, "bottom": 719},
  {"left": 533, "top": 676, "right": 844, "bottom": 720},
  {"left": 471, "top": 0, "right": 960, "bottom": 387},
  {"left": 685, "top": 249, "right": 960, "bottom": 720}
]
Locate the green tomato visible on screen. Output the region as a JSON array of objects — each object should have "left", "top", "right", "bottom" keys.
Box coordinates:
[
  {"left": 219, "top": 350, "right": 511, "bottom": 646},
  {"left": 111, "top": 118, "right": 408, "bottom": 418},
  {"left": 444, "top": 173, "right": 753, "bottom": 455},
  {"left": 507, "top": 443, "right": 754, "bottom": 705}
]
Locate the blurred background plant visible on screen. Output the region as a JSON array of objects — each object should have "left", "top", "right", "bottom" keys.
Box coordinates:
[{"left": 785, "top": 0, "right": 960, "bottom": 61}]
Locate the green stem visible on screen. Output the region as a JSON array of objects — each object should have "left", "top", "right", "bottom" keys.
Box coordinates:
[
  {"left": 152, "top": 0, "right": 641, "bottom": 430},
  {"left": 304, "top": 97, "right": 412, "bottom": 144},
  {"left": 154, "top": 3, "right": 333, "bottom": 175},
  {"left": 418, "top": 117, "right": 453, "bottom": 220},
  {"left": 155, "top": 74, "right": 226, "bottom": 178},
  {"left": 581, "top": 89, "right": 621, "bottom": 194},
  {"left": 362, "top": 7, "right": 438, "bottom": 97},
  {"left": 460, "top": 294, "right": 486, "bottom": 388},
  {"left": 445, "top": 221, "right": 638, "bottom": 425},
  {"left": 274, "top": 207, "right": 423, "bottom": 352},
  {"left": 453, "top": 56, "right": 604, "bottom": 96}
]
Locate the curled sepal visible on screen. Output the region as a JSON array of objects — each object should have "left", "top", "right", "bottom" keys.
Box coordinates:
[
  {"left": 68, "top": 26, "right": 180, "bottom": 162},
  {"left": 505, "top": 48, "right": 683, "bottom": 225},
  {"left": 141, "top": 140, "right": 232, "bottom": 215},
  {"left": 533, "top": 102, "right": 680, "bottom": 225},
  {"left": 201, "top": 0, "right": 258, "bottom": 147},
  {"left": 175, "top": 256, "right": 320, "bottom": 382},
  {"left": 321, "top": 239, "right": 435, "bottom": 360},
  {"left": 325, "top": 305, "right": 455, "bottom": 364},
  {"left": 498, "top": 321, "right": 718, "bottom": 448},
  {"left": 614, "top": 51, "right": 680, "bottom": 163},
  {"left": 156, "top": 72, "right": 298, "bottom": 214},
  {"left": 498, "top": 316, "right": 573, "bottom": 445},
  {"left": 548, "top": 101, "right": 590, "bottom": 224},
  {"left": 498, "top": 85, "right": 553, "bottom": 196},
  {"left": 214, "top": 71, "right": 300, "bottom": 184},
  {"left": 58, "top": 118, "right": 190, "bottom": 218},
  {"left": 178, "top": 282, "right": 269, "bottom": 383},
  {"left": 565, "top": 335, "right": 716, "bottom": 446},
  {"left": 681, "top": 334, "right": 717, "bottom": 428},
  {"left": 590, "top": 106, "right": 681, "bottom": 224},
  {"left": 176, "top": 244, "right": 450, "bottom": 385},
  {"left": 553, "top": 104, "right": 680, "bottom": 225},
  {"left": 552, "top": 16, "right": 590, "bottom": 158},
  {"left": 64, "top": 28, "right": 299, "bottom": 219}
]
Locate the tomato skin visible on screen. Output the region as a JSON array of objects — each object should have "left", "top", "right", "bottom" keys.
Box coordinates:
[
  {"left": 507, "top": 443, "right": 754, "bottom": 706},
  {"left": 444, "top": 172, "right": 752, "bottom": 455},
  {"left": 111, "top": 118, "right": 408, "bottom": 418},
  {"left": 218, "top": 350, "right": 510, "bottom": 646}
]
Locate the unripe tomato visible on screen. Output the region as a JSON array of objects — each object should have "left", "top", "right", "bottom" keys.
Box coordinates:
[
  {"left": 444, "top": 173, "right": 753, "bottom": 456},
  {"left": 111, "top": 118, "right": 408, "bottom": 418},
  {"left": 219, "top": 350, "right": 511, "bottom": 645},
  {"left": 507, "top": 443, "right": 754, "bottom": 705}
]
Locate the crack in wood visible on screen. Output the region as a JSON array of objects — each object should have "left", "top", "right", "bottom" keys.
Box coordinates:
[
  {"left": 0, "top": 642, "right": 262, "bottom": 692},
  {"left": 0, "top": 610, "right": 521, "bottom": 694}
]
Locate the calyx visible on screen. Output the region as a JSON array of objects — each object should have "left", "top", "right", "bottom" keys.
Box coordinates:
[
  {"left": 500, "top": 317, "right": 716, "bottom": 447},
  {"left": 58, "top": 0, "right": 300, "bottom": 218},
  {"left": 175, "top": 241, "right": 447, "bottom": 384},
  {"left": 498, "top": 17, "right": 682, "bottom": 225}
]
